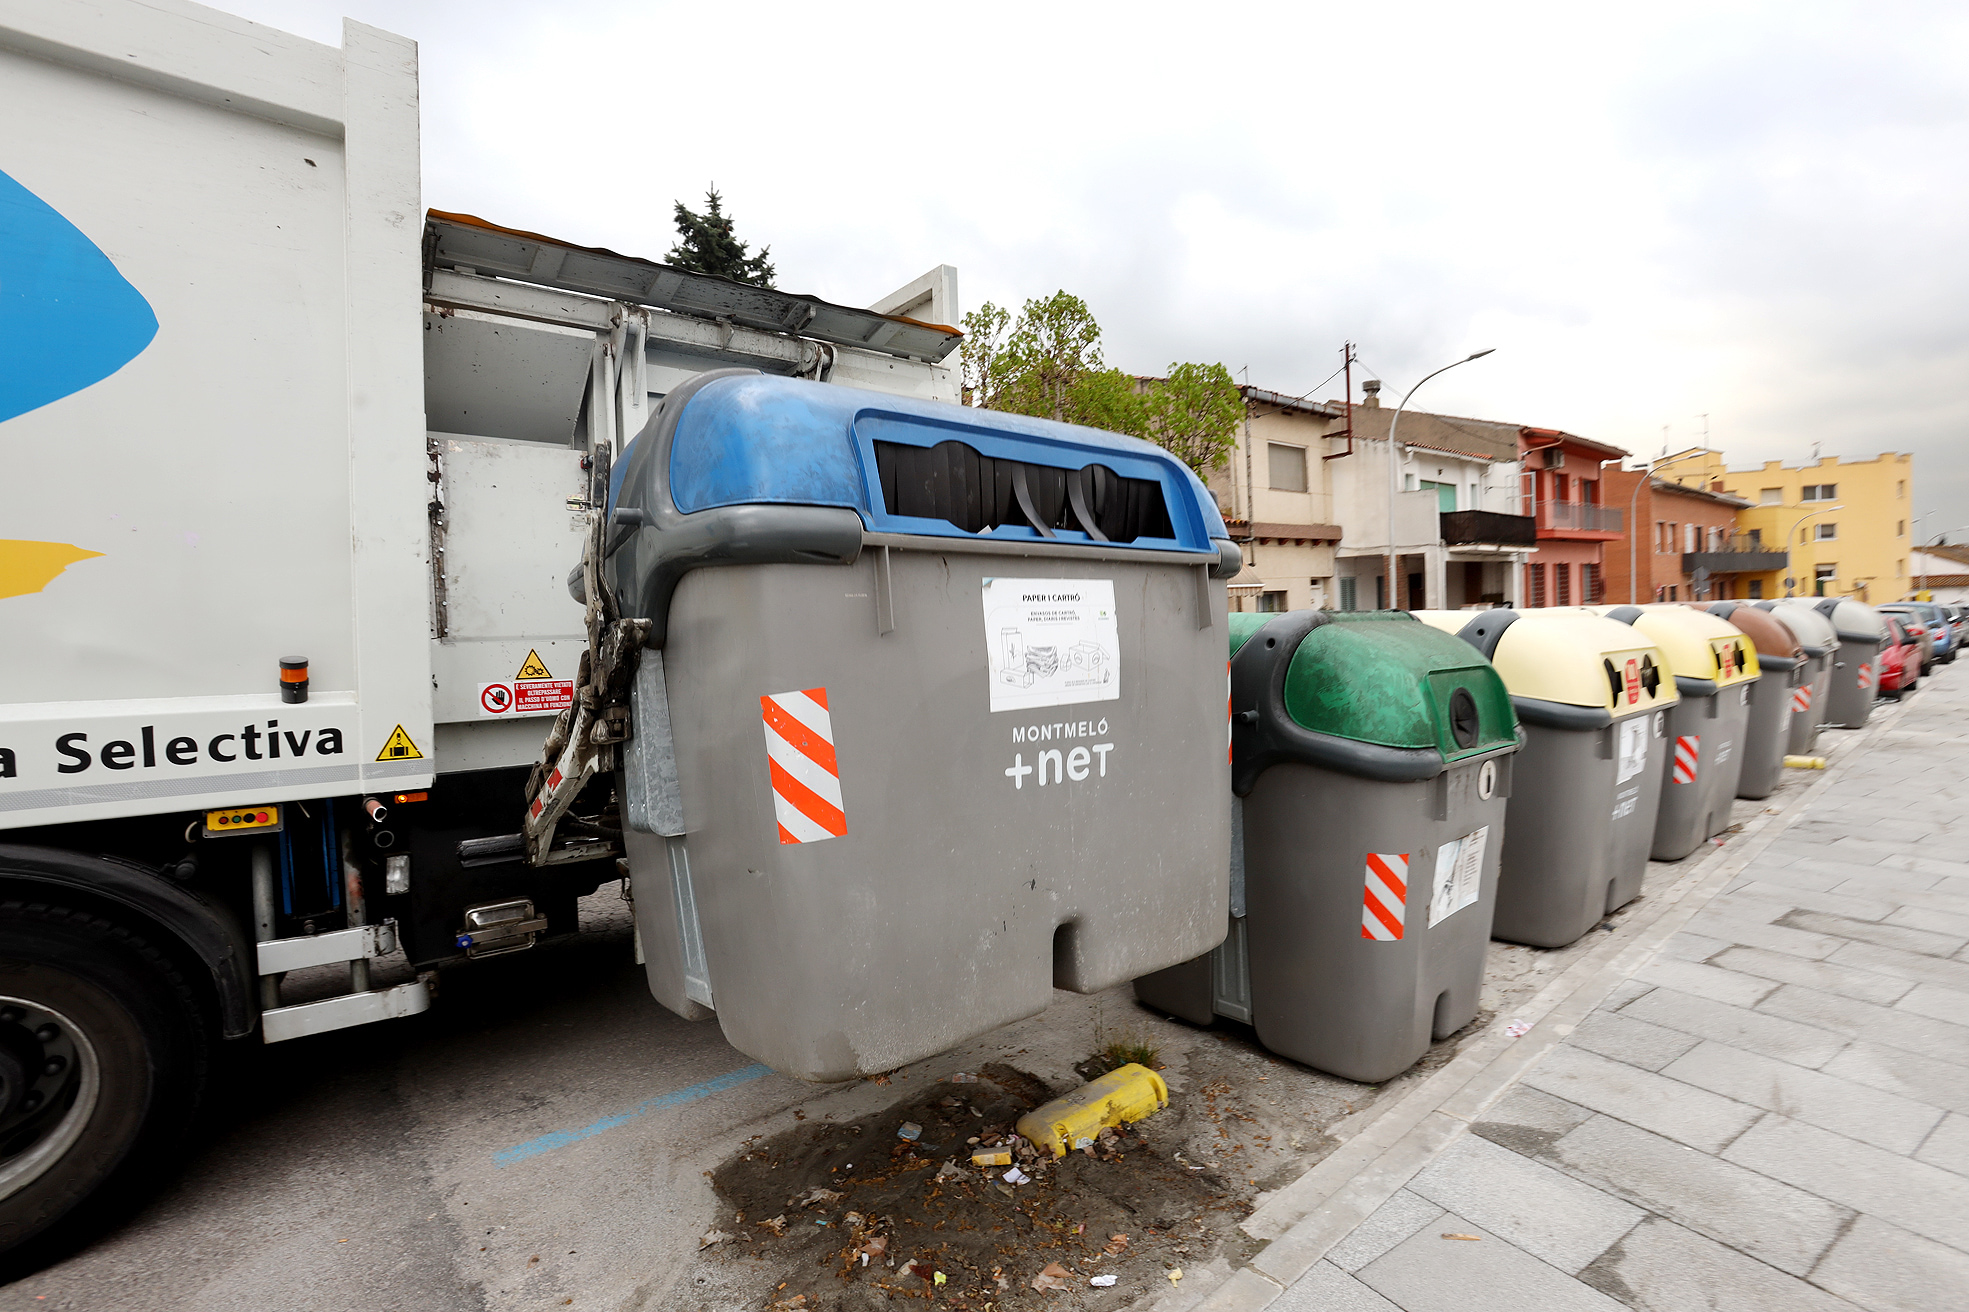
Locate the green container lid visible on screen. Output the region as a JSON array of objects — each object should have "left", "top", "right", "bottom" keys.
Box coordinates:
[
  {"left": 1228, "top": 612, "right": 1272, "bottom": 658},
  {"left": 1282, "top": 613, "right": 1517, "bottom": 761}
]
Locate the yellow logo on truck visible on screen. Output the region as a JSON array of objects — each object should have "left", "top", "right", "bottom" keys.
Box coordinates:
[{"left": 0, "top": 539, "right": 103, "bottom": 600}]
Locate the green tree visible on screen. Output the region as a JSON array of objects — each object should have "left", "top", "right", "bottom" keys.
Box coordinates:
[
  {"left": 962, "top": 291, "right": 1241, "bottom": 479},
  {"left": 1140, "top": 361, "right": 1243, "bottom": 477},
  {"left": 667, "top": 186, "right": 775, "bottom": 287}
]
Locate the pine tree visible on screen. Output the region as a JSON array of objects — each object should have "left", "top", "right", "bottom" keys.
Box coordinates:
[{"left": 666, "top": 186, "right": 776, "bottom": 287}]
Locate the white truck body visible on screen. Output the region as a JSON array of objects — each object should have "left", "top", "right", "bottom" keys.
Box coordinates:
[{"left": 1, "top": 0, "right": 959, "bottom": 827}]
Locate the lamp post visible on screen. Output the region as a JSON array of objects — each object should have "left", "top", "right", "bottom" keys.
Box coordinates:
[
  {"left": 1782, "top": 503, "right": 1843, "bottom": 597},
  {"left": 1626, "top": 458, "right": 1663, "bottom": 603},
  {"left": 1385, "top": 349, "right": 1495, "bottom": 609}
]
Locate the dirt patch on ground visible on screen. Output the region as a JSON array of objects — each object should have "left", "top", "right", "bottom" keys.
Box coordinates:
[{"left": 697, "top": 1060, "right": 1267, "bottom": 1309}]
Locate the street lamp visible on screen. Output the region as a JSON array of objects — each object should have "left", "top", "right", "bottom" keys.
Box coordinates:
[
  {"left": 1385, "top": 349, "right": 1495, "bottom": 609},
  {"left": 1626, "top": 456, "right": 1666, "bottom": 604},
  {"left": 1782, "top": 503, "right": 1843, "bottom": 597}
]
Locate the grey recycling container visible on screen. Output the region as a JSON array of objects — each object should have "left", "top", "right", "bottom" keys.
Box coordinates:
[
  {"left": 1595, "top": 605, "right": 1759, "bottom": 861},
  {"left": 1414, "top": 608, "right": 1679, "bottom": 949},
  {"left": 1136, "top": 610, "right": 1519, "bottom": 1083},
  {"left": 1782, "top": 597, "right": 1886, "bottom": 730},
  {"left": 1698, "top": 603, "right": 1800, "bottom": 800},
  {"left": 605, "top": 370, "right": 1241, "bottom": 1081},
  {"left": 1756, "top": 600, "right": 1837, "bottom": 754}
]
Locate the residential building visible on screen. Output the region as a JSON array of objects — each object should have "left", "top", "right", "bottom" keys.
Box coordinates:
[
  {"left": 1653, "top": 449, "right": 1912, "bottom": 601},
  {"left": 1600, "top": 471, "right": 1780, "bottom": 602},
  {"left": 1519, "top": 427, "right": 1630, "bottom": 607},
  {"left": 1208, "top": 387, "right": 1344, "bottom": 613},
  {"left": 1326, "top": 384, "right": 1534, "bottom": 610},
  {"left": 1907, "top": 544, "right": 1969, "bottom": 603}
]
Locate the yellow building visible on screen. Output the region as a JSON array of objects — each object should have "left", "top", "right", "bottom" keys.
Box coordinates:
[{"left": 1653, "top": 448, "right": 1913, "bottom": 602}]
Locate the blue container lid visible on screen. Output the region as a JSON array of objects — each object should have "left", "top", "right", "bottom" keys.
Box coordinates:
[{"left": 613, "top": 374, "right": 1230, "bottom": 554}]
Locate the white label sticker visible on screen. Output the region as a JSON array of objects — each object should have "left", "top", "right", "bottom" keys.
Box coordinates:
[
  {"left": 1616, "top": 717, "right": 1649, "bottom": 784},
  {"left": 1429, "top": 825, "right": 1489, "bottom": 928},
  {"left": 982, "top": 577, "right": 1120, "bottom": 713}
]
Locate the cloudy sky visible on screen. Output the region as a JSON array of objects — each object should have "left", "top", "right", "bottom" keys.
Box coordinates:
[{"left": 223, "top": 0, "right": 1969, "bottom": 531}]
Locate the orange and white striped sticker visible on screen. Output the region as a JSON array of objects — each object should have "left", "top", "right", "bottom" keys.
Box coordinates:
[
  {"left": 1790, "top": 685, "right": 1813, "bottom": 715},
  {"left": 1857, "top": 663, "right": 1873, "bottom": 690},
  {"left": 1361, "top": 852, "right": 1409, "bottom": 941},
  {"left": 1672, "top": 734, "right": 1700, "bottom": 784},
  {"left": 761, "top": 687, "right": 846, "bottom": 845}
]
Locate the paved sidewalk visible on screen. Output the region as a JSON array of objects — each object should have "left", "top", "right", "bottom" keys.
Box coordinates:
[{"left": 1242, "top": 665, "right": 1969, "bottom": 1312}]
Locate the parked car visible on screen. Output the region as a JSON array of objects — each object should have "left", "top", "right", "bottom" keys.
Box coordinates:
[
  {"left": 1879, "top": 618, "right": 1922, "bottom": 700},
  {"left": 1880, "top": 602, "right": 1954, "bottom": 666}
]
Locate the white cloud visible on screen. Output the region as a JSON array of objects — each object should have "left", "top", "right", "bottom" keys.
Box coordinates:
[{"left": 217, "top": 0, "right": 1969, "bottom": 524}]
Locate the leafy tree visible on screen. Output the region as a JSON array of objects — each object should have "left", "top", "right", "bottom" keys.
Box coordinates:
[
  {"left": 1140, "top": 361, "right": 1243, "bottom": 477},
  {"left": 962, "top": 291, "right": 1241, "bottom": 479},
  {"left": 667, "top": 186, "right": 775, "bottom": 287}
]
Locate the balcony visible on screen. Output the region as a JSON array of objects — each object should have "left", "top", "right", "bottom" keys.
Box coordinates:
[
  {"left": 1683, "top": 545, "right": 1788, "bottom": 575},
  {"left": 1536, "top": 500, "right": 1624, "bottom": 535},
  {"left": 1441, "top": 509, "right": 1537, "bottom": 548}
]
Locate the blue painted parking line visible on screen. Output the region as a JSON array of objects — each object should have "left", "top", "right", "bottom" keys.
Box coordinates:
[{"left": 494, "top": 1062, "right": 773, "bottom": 1167}]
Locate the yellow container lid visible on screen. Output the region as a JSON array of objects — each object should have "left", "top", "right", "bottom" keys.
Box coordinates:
[
  {"left": 1413, "top": 610, "right": 1679, "bottom": 717},
  {"left": 1591, "top": 604, "right": 1760, "bottom": 689}
]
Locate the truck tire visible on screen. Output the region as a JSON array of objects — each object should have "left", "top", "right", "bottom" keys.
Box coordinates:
[{"left": 0, "top": 901, "right": 210, "bottom": 1263}]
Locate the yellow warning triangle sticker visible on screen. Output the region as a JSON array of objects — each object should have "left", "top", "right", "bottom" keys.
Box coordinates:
[
  {"left": 375, "top": 724, "right": 424, "bottom": 761},
  {"left": 515, "top": 649, "right": 553, "bottom": 680}
]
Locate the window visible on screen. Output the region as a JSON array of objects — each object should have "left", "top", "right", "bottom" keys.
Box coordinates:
[
  {"left": 1667, "top": 585, "right": 1678, "bottom": 601},
  {"left": 1268, "top": 443, "right": 1308, "bottom": 492},
  {"left": 1580, "top": 478, "right": 1598, "bottom": 504},
  {"left": 1554, "top": 473, "right": 1570, "bottom": 501},
  {"left": 1684, "top": 523, "right": 1698, "bottom": 553},
  {"left": 1257, "top": 589, "right": 1288, "bottom": 612},
  {"left": 1815, "top": 564, "right": 1836, "bottom": 595},
  {"left": 1528, "top": 563, "right": 1547, "bottom": 608},
  {"left": 1816, "top": 523, "right": 1837, "bottom": 541},
  {"left": 1898, "top": 480, "right": 1906, "bottom": 499},
  {"left": 1418, "top": 480, "right": 1457, "bottom": 511},
  {"left": 1801, "top": 484, "right": 1837, "bottom": 501},
  {"left": 1581, "top": 562, "right": 1603, "bottom": 604},
  {"left": 1748, "top": 579, "right": 1764, "bottom": 599},
  {"left": 1656, "top": 521, "right": 1669, "bottom": 552},
  {"left": 1746, "top": 528, "right": 1762, "bottom": 548},
  {"left": 1339, "top": 576, "right": 1358, "bottom": 611},
  {"left": 1897, "top": 521, "right": 1905, "bottom": 537},
  {"left": 1555, "top": 563, "right": 1572, "bottom": 607},
  {"left": 1760, "top": 488, "right": 1783, "bottom": 505}
]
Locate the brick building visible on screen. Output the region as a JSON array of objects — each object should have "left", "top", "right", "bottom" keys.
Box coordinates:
[{"left": 1601, "top": 471, "right": 1780, "bottom": 602}]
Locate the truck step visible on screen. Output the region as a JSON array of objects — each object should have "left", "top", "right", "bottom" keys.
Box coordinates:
[
  {"left": 261, "top": 980, "right": 430, "bottom": 1043},
  {"left": 256, "top": 921, "right": 398, "bottom": 975}
]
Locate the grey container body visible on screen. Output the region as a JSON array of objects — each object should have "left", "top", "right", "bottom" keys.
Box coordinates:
[
  {"left": 1492, "top": 712, "right": 1666, "bottom": 948},
  {"left": 1736, "top": 658, "right": 1803, "bottom": 800},
  {"left": 1788, "top": 651, "right": 1833, "bottom": 754},
  {"left": 1653, "top": 685, "right": 1752, "bottom": 860},
  {"left": 1823, "top": 637, "right": 1883, "bottom": 729},
  {"left": 632, "top": 540, "right": 1232, "bottom": 1082},
  {"left": 1136, "top": 754, "right": 1510, "bottom": 1083},
  {"left": 1242, "top": 757, "right": 1507, "bottom": 1083}
]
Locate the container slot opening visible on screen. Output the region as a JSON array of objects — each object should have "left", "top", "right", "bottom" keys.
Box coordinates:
[{"left": 874, "top": 438, "right": 1174, "bottom": 543}]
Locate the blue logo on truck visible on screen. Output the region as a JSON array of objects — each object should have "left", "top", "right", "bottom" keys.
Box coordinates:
[{"left": 0, "top": 167, "right": 158, "bottom": 424}]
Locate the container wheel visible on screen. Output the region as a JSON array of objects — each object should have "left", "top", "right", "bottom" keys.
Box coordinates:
[{"left": 0, "top": 900, "right": 209, "bottom": 1264}]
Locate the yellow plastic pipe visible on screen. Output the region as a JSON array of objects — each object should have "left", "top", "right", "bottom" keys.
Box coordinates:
[{"left": 1016, "top": 1063, "right": 1168, "bottom": 1157}]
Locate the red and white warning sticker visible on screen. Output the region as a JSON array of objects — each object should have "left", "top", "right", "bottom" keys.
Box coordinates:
[
  {"left": 761, "top": 687, "right": 847, "bottom": 845},
  {"left": 1673, "top": 734, "right": 1700, "bottom": 784},
  {"left": 477, "top": 649, "right": 575, "bottom": 718},
  {"left": 1361, "top": 852, "right": 1409, "bottom": 941},
  {"left": 1790, "top": 685, "right": 1813, "bottom": 715}
]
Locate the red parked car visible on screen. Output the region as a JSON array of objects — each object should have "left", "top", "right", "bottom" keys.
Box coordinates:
[{"left": 1879, "top": 618, "right": 1922, "bottom": 700}]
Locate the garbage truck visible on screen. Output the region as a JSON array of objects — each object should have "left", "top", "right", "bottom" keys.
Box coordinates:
[{"left": 1, "top": 0, "right": 1242, "bottom": 1256}]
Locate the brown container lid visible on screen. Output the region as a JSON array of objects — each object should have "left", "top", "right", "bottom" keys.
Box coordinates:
[{"left": 1693, "top": 601, "right": 1799, "bottom": 660}]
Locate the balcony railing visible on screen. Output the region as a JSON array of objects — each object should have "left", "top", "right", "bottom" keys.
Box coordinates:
[
  {"left": 1441, "top": 510, "right": 1537, "bottom": 548},
  {"left": 1538, "top": 500, "right": 1624, "bottom": 533},
  {"left": 1683, "top": 547, "right": 1789, "bottom": 575}
]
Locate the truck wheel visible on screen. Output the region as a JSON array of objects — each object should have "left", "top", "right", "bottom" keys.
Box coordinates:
[{"left": 0, "top": 901, "right": 209, "bottom": 1262}]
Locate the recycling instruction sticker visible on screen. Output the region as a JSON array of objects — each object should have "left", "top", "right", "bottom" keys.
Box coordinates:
[{"left": 981, "top": 577, "right": 1120, "bottom": 714}]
